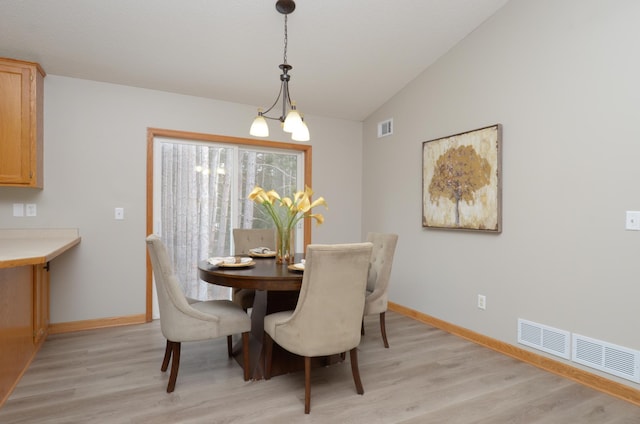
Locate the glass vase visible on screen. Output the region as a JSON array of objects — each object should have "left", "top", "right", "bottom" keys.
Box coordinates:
[{"left": 275, "top": 226, "right": 294, "bottom": 264}]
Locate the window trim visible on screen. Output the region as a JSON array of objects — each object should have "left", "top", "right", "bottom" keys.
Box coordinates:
[{"left": 146, "top": 127, "right": 312, "bottom": 321}]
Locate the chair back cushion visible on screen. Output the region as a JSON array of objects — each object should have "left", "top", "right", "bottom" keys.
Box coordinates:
[
  {"left": 146, "top": 234, "right": 220, "bottom": 340},
  {"left": 363, "top": 233, "right": 398, "bottom": 315},
  {"left": 233, "top": 228, "right": 276, "bottom": 255},
  {"left": 271, "top": 242, "right": 373, "bottom": 357}
]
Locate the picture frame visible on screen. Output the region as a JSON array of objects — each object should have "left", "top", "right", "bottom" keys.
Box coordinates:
[{"left": 422, "top": 124, "right": 502, "bottom": 232}]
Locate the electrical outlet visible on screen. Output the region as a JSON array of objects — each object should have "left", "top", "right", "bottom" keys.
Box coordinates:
[
  {"left": 477, "top": 294, "right": 486, "bottom": 310},
  {"left": 625, "top": 211, "right": 640, "bottom": 230}
]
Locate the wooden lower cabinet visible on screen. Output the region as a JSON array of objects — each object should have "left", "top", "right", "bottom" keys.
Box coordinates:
[
  {"left": 0, "top": 263, "right": 49, "bottom": 405},
  {"left": 33, "top": 263, "right": 50, "bottom": 346}
]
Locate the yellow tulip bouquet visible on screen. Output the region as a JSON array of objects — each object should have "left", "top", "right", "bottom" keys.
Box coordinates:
[{"left": 249, "top": 185, "right": 327, "bottom": 263}]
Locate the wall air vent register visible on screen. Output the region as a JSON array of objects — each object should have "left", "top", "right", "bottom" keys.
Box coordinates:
[{"left": 377, "top": 119, "right": 393, "bottom": 138}]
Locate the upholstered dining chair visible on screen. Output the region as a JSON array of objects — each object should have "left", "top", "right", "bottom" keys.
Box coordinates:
[
  {"left": 232, "top": 228, "right": 276, "bottom": 311},
  {"left": 362, "top": 232, "right": 398, "bottom": 348},
  {"left": 145, "top": 234, "right": 251, "bottom": 392},
  {"left": 263, "top": 242, "right": 373, "bottom": 414}
]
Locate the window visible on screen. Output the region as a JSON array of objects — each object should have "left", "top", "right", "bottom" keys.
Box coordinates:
[{"left": 146, "top": 129, "right": 311, "bottom": 320}]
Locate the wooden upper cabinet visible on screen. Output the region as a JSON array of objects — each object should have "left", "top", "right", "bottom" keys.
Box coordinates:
[{"left": 0, "top": 58, "right": 45, "bottom": 188}]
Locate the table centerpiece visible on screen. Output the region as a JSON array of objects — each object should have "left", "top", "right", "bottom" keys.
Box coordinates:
[{"left": 249, "top": 185, "right": 327, "bottom": 263}]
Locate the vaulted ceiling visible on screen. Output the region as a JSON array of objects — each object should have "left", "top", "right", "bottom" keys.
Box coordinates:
[{"left": 0, "top": 0, "right": 509, "bottom": 121}]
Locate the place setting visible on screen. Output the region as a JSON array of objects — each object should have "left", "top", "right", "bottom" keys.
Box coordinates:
[
  {"left": 287, "top": 258, "right": 305, "bottom": 272},
  {"left": 247, "top": 247, "right": 277, "bottom": 258},
  {"left": 207, "top": 256, "right": 255, "bottom": 268}
]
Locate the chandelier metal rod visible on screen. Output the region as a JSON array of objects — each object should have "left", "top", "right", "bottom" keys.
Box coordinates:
[
  {"left": 250, "top": 0, "right": 309, "bottom": 141},
  {"left": 259, "top": 64, "right": 292, "bottom": 122},
  {"left": 258, "top": 14, "right": 293, "bottom": 122}
]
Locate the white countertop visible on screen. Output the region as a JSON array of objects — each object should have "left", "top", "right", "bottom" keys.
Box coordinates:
[{"left": 0, "top": 229, "right": 81, "bottom": 268}]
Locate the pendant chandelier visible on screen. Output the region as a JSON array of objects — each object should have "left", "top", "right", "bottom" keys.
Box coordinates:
[{"left": 249, "top": 0, "right": 310, "bottom": 142}]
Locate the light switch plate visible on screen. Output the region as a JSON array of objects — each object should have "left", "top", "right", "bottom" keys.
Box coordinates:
[
  {"left": 115, "top": 207, "right": 124, "bottom": 220},
  {"left": 625, "top": 211, "right": 640, "bottom": 230},
  {"left": 13, "top": 203, "right": 24, "bottom": 217}
]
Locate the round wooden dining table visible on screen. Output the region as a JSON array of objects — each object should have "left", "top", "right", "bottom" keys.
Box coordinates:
[
  {"left": 198, "top": 255, "right": 303, "bottom": 292},
  {"left": 198, "top": 255, "right": 309, "bottom": 380}
]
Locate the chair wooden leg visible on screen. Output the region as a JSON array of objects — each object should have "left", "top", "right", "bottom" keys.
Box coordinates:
[
  {"left": 349, "top": 347, "right": 364, "bottom": 395},
  {"left": 242, "top": 332, "right": 250, "bottom": 381},
  {"left": 227, "top": 335, "right": 233, "bottom": 357},
  {"left": 161, "top": 340, "right": 172, "bottom": 372},
  {"left": 304, "top": 356, "right": 311, "bottom": 414},
  {"left": 264, "top": 332, "right": 274, "bottom": 380},
  {"left": 379, "top": 311, "right": 389, "bottom": 348},
  {"left": 167, "top": 341, "right": 181, "bottom": 393}
]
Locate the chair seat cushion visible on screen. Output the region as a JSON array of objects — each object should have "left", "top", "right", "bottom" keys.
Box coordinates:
[
  {"left": 265, "top": 309, "right": 358, "bottom": 357},
  {"left": 191, "top": 300, "right": 251, "bottom": 335},
  {"left": 264, "top": 310, "right": 294, "bottom": 336},
  {"left": 363, "top": 291, "right": 388, "bottom": 315}
]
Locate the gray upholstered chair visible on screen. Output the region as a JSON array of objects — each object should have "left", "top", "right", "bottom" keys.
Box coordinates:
[
  {"left": 362, "top": 232, "right": 398, "bottom": 348},
  {"left": 232, "top": 228, "right": 276, "bottom": 311},
  {"left": 264, "top": 242, "right": 373, "bottom": 414},
  {"left": 146, "top": 234, "right": 251, "bottom": 392}
]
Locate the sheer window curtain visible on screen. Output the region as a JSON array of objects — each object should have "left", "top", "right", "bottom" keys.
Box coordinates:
[
  {"left": 159, "top": 141, "right": 232, "bottom": 300},
  {"left": 153, "top": 138, "right": 302, "bottom": 306}
]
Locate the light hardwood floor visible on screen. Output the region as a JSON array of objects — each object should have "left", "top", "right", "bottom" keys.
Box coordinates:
[{"left": 1, "top": 311, "right": 639, "bottom": 423}]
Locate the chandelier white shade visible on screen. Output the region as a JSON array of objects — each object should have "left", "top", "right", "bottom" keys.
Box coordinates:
[
  {"left": 249, "top": 0, "right": 310, "bottom": 141},
  {"left": 249, "top": 109, "right": 269, "bottom": 137},
  {"left": 282, "top": 103, "right": 302, "bottom": 133},
  {"left": 291, "top": 119, "right": 310, "bottom": 141}
]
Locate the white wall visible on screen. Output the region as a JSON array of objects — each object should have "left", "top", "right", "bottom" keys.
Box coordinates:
[
  {"left": 363, "top": 0, "right": 640, "bottom": 387},
  {"left": 0, "top": 75, "right": 363, "bottom": 323}
]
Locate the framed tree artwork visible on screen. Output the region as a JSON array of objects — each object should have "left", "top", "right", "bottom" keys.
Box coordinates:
[{"left": 422, "top": 124, "right": 502, "bottom": 232}]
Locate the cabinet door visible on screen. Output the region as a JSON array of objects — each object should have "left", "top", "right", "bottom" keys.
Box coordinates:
[
  {"left": 0, "top": 59, "right": 44, "bottom": 187},
  {"left": 33, "top": 263, "right": 50, "bottom": 345}
]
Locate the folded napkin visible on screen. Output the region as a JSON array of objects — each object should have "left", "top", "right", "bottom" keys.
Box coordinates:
[
  {"left": 207, "top": 257, "right": 226, "bottom": 266},
  {"left": 207, "top": 256, "right": 252, "bottom": 266},
  {"left": 249, "top": 247, "right": 275, "bottom": 254}
]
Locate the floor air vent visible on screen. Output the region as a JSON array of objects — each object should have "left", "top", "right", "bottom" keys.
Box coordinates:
[
  {"left": 572, "top": 334, "right": 640, "bottom": 383},
  {"left": 518, "top": 319, "right": 570, "bottom": 359}
]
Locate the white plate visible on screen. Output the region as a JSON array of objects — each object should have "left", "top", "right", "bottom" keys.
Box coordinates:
[{"left": 288, "top": 263, "right": 305, "bottom": 271}]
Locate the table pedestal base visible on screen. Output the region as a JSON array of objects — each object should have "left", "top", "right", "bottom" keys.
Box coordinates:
[{"left": 231, "top": 289, "right": 341, "bottom": 380}]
